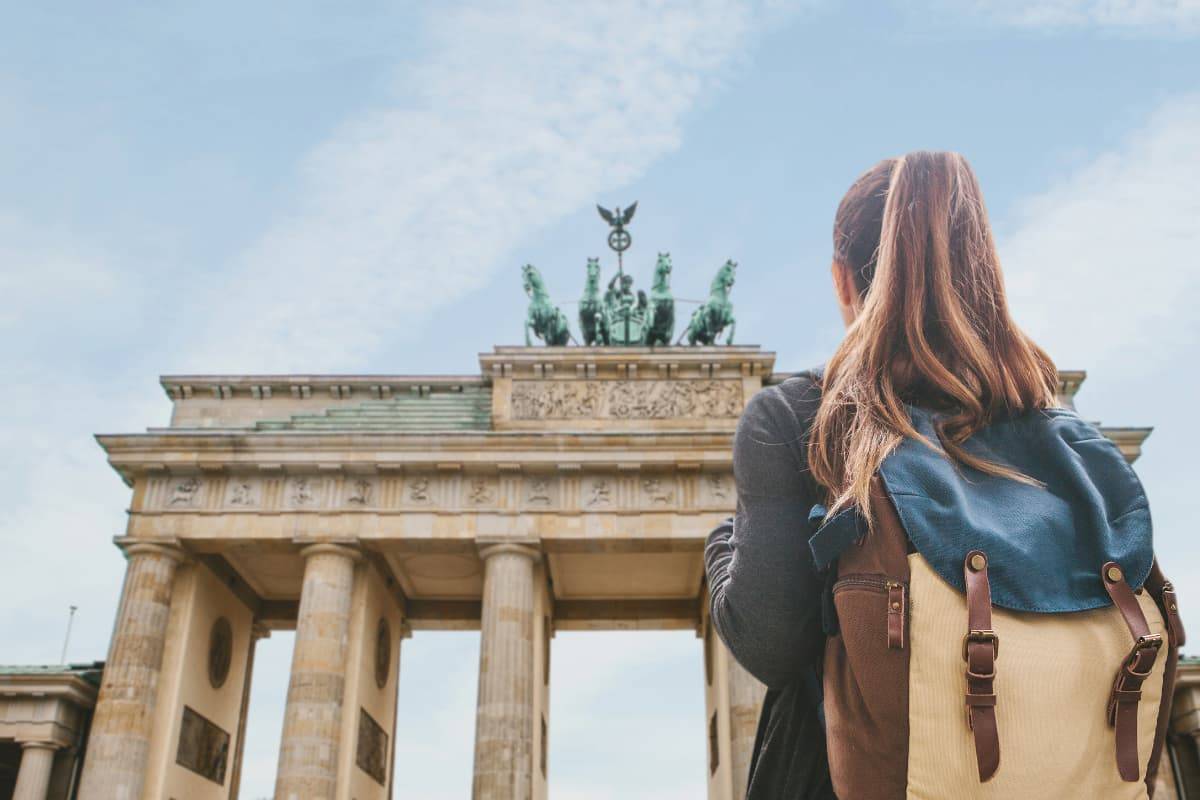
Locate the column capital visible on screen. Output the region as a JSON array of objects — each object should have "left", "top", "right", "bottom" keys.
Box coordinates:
[
  {"left": 251, "top": 621, "right": 273, "bottom": 641},
  {"left": 477, "top": 541, "right": 541, "bottom": 562},
  {"left": 17, "top": 740, "right": 59, "bottom": 753},
  {"left": 297, "top": 541, "right": 364, "bottom": 562},
  {"left": 114, "top": 537, "right": 187, "bottom": 563}
]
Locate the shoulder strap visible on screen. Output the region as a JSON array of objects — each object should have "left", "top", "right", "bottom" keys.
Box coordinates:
[
  {"left": 1102, "top": 562, "right": 1163, "bottom": 783},
  {"left": 963, "top": 550, "right": 1000, "bottom": 781}
]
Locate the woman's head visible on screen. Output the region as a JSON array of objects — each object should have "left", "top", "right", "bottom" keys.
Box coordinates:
[
  {"left": 831, "top": 158, "right": 895, "bottom": 323},
  {"left": 811, "top": 151, "right": 1059, "bottom": 520}
]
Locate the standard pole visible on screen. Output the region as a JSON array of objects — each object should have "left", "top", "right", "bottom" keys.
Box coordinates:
[{"left": 59, "top": 605, "right": 77, "bottom": 665}]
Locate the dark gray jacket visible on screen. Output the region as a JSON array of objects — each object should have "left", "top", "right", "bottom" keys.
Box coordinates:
[{"left": 705, "top": 371, "right": 832, "bottom": 799}]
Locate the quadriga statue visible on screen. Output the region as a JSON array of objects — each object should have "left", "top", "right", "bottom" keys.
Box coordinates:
[
  {"left": 579, "top": 257, "right": 608, "bottom": 346},
  {"left": 682, "top": 260, "right": 737, "bottom": 345},
  {"left": 522, "top": 264, "right": 571, "bottom": 346},
  {"left": 645, "top": 252, "right": 675, "bottom": 346}
]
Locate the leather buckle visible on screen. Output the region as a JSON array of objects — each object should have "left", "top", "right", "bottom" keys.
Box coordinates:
[{"left": 962, "top": 629, "right": 999, "bottom": 661}]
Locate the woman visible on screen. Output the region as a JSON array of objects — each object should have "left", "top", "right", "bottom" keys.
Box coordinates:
[{"left": 706, "top": 152, "right": 1182, "bottom": 799}]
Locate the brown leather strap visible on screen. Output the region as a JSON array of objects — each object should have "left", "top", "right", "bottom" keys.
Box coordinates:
[
  {"left": 887, "top": 581, "right": 906, "bottom": 649},
  {"left": 1148, "top": 560, "right": 1186, "bottom": 647},
  {"left": 963, "top": 550, "right": 999, "bottom": 782},
  {"left": 1102, "top": 561, "right": 1163, "bottom": 783}
]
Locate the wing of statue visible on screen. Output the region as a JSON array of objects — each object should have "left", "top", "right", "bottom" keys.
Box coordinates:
[
  {"left": 597, "top": 205, "right": 616, "bottom": 225},
  {"left": 621, "top": 202, "right": 638, "bottom": 225}
]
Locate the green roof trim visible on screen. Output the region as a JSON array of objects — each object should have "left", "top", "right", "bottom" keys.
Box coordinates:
[
  {"left": 256, "top": 387, "right": 492, "bottom": 433},
  {"left": 0, "top": 661, "right": 104, "bottom": 685}
]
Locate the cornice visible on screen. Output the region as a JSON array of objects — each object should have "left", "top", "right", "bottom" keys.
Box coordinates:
[{"left": 160, "top": 374, "right": 487, "bottom": 402}]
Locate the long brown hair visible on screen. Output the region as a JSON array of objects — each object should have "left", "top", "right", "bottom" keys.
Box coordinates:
[{"left": 810, "top": 151, "right": 1059, "bottom": 522}]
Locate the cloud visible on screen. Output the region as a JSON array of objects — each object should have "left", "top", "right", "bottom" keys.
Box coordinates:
[
  {"left": 958, "top": 0, "right": 1200, "bottom": 30},
  {"left": 186, "top": 0, "right": 796, "bottom": 373},
  {"left": 1002, "top": 94, "right": 1200, "bottom": 377},
  {"left": 1000, "top": 92, "right": 1200, "bottom": 634}
]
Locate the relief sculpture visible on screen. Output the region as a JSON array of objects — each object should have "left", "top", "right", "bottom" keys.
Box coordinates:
[{"left": 511, "top": 379, "right": 741, "bottom": 420}]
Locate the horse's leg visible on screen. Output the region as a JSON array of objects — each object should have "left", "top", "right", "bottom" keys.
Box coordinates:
[
  {"left": 525, "top": 320, "right": 534, "bottom": 346},
  {"left": 725, "top": 318, "right": 735, "bottom": 345}
]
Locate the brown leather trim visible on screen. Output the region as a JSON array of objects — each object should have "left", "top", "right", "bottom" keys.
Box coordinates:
[
  {"left": 963, "top": 550, "right": 1000, "bottom": 782},
  {"left": 823, "top": 479, "right": 912, "bottom": 799},
  {"left": 1102, "top": 561, "right": 1163, "bottom": 783},
  {"left": 887, "top": 581, "right": 906, "bottom": 649},
  {"left": 1148, "top": 561, "right": 1186, "bottom": 647},
  {"left": 1144, "top": 560, "right": 1182, "bottom": 795}
]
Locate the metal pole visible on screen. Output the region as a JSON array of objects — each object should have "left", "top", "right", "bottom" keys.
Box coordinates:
[{"left": 60, "top": 605, "right": 77, "bottom": 664}]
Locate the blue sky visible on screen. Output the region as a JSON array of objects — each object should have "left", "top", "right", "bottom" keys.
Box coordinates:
[{"left": 2, "top": 1, "right": 1199, "bottom": 797}]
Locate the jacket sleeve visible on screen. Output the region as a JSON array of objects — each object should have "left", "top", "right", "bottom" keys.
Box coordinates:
[{"left": 705, "top": 380, "right": 825, "bottom": 689}]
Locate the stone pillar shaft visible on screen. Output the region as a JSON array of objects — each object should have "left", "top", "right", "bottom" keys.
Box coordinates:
[
  {"left": 13, "top": 742, "right": 57, "bottom": 800},
  {"left": 77, "top": 542, "right": 183, "bottom": 800},
  {"left": 473, "top": 544, "right": 539, "bottom": 800},
  {"left": 726, "top": 659, "right": 766, "bottom": 800},
  {"left": 275, "top": 543, "right": 360, "bottom": 800}
]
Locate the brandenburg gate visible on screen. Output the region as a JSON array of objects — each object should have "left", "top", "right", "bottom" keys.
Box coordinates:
[{"left": 77, "top": 344, "right": 799, "bottom": 800}]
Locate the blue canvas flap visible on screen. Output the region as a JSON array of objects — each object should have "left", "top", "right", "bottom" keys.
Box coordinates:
[
  {"left": 806, "top": 407, "right": 1153, "bottom": 612},
  {"left": 878, "top": 406, "right": 1152, "bottom": 613}
]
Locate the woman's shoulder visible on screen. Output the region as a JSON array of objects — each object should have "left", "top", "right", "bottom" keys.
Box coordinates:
[{"left": 741, "top": 368, "right": 824, "bottom": 442}]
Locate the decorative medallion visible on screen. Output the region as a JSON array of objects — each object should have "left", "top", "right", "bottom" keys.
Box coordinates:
[
  {"left": 208, "top": 617, "right": 233, "bottom": 689},
  {"left": 374, "top": 617, "right": 391, "bottom": 689}
]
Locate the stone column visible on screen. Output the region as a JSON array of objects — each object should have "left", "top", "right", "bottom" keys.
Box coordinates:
[
  {"left": 473, "top": 543, "right": 539, "bottom": 800},
  {"left": 275, "top": 543, "right": 361, "bottom": 800},
  {"left": 77, "top": 541, "right": 184, "bottom": 800},
  {"left": 12, "top": 742, "right": 58, "bottom": 800},
  {"left": 229, "top": 622, "right": 270, "bottom": 800},
  {"left": 727, "top": 659, "right": 766, "bottom": 800}
]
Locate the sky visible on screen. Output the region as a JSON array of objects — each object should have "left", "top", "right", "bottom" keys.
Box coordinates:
[{"left": 2, "top": 1, "right": 1199, "bottom": 797}]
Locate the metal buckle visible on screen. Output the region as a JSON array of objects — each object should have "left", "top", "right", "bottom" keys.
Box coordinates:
[
  {"left": 1136, "top": 633, "right": 1164, "bottom": 651},
  {"left": 962, "top": 629, "right": 999, "bottom": 661}
]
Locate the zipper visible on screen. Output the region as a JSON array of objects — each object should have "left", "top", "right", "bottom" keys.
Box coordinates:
[
  {"left": 832, "top": 574, "right": 907, "bottom": 650},
  {"left": 832, "top": 574, "right": 905, "bottom": 593}
]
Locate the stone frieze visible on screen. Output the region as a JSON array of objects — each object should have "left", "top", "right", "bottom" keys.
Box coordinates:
[
  {"left": 509, "top": 379, "right": 742, "bottom": 420},
  {"left": 143, "top": 470, "right": 736, "bottom": 514}
]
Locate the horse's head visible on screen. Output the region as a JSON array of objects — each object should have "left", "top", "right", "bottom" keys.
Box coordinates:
[
  {"left": 711, "top": 259, "right": 737, "bottom": 294},
  {"left": 522, "top": 263, "right": 546, "bottom": 298},
  {"left": 654, "top": 252, "right": 673, "bottom": 287},
  {"left": 586, "top": 257, "right": 601, "bottom": 282}
]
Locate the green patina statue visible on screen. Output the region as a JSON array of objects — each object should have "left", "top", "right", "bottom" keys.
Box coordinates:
[
  {"left": 682, "top": 260, "right": 737, "bottom": 345},
  {"left": 603, "top": 270, "right": 649, "bottom": 346},
  {"left": 519, "top": 205, "right": 738, "bottom": 347},
  {"left": 522, "top": 263, "right": 571, "bottom": 346},
  {"left": 579, "top": 257, "right": 607, "bottom": 346},
  {"left": 645, "top": 252, "right": 675, "bottom": 346}
]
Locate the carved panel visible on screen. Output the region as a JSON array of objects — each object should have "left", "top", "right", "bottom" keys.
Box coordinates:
[
  {"left": 466, "top": 477, "right": 497, "bottom": 507},
  {"left": 582, "top": 476, "right": 615, "bottom": 510},
  {"left": 345, "top": 478, "right": 375, "bottom": 507},
  {"left": 405, "top": 474, "right": 435, "bottom": 506},
  {"left": 285, "top": 477, "right": 324, "bottom": 509},
  {"left": 168, "top": 477, "right": 203, "bottom": 508},
  {"left": 510, "top": 379, "right": 742, "bottom": 420},
  {"left": 702, "top": 472, "right": 733, "bottom": 507},
  {"left": 523, "top": 475, "right": 556, "bottom": 509},
  {"left": 356, "top": 708, "right": 389, "bottom": 786},
  {"left": 225, "top": 479, "right": 259, "bottom": 508},
  {"left": 176, "top": 706, "right": 230, "bottom": 785},
  {"left": 640, "top": 476, "right": 677, "bottom": 508}
]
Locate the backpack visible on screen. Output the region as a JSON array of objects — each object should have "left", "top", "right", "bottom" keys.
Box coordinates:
[{"left": 807, "top": 408, "right": 1185, "bottom": 799}]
